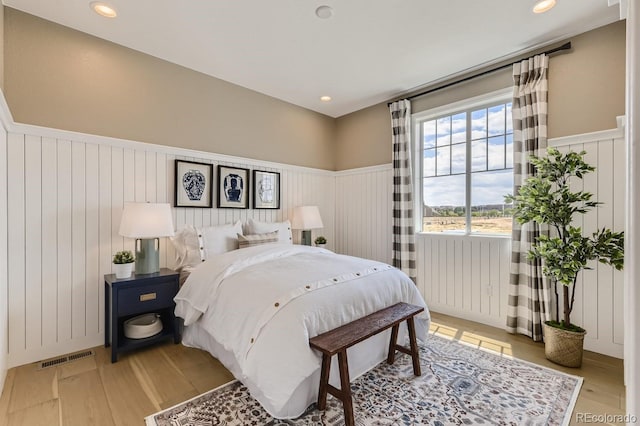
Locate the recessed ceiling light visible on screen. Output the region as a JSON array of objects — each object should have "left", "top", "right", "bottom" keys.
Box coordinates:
[
  {"left": 533, "top": 0, "right": 556, "bottom": 14},
  {"left": 315, "top": 5, "right": 334, "bottom": 19},
  {"left": 90, "top": 2, "right": 117, "bottom": 18},
  {"left": 320, "top": 96, "right": 332, "bottom": 102}
]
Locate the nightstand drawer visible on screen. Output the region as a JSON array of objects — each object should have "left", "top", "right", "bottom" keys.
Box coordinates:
[{"left": 117, "top": 280, "right": 177, "bottom": 316}]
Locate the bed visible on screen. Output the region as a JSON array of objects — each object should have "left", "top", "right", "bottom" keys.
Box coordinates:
[{"left": 171, "top": 220, "right": 430, "bottom": 419}]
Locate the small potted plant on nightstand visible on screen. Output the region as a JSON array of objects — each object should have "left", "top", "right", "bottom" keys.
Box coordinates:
[
  {"left": 113, "top": 250, "right": 135, "bottom": 279},
  {"left": 314, "top": 236, "right": 327, "bottom": 248}
]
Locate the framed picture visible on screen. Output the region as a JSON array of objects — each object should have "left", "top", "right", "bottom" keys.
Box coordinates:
[
  {"left": 217, "top": 165, "right": 250, "bottom": 209},
  {"left": 253, "top": 170, "right": 280, "bottom": 209},
  {"left": 174, "top": 160, "right": 213, "bottom": 208}
]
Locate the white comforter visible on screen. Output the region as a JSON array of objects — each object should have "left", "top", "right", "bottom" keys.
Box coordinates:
[{"left": 174, "top": 244, "right": 430, "bottom": 418}]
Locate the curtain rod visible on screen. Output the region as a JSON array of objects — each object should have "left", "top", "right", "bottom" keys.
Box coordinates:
[{"left": 388, "top": 41, "right": 572, "bottom": 106}]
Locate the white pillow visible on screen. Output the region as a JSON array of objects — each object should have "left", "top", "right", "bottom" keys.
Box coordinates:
[
  {"left": 170, "top": 225, "right": 202, "bottom": 270},
  {"left": 198, "top": 221, "right": 243, "bottom": 258},
  {"left": 170, "top": 221, "right": 244, "bottom": 269},
  {"left": 245, "top": 218, "right": 292, "bottom": 244}
]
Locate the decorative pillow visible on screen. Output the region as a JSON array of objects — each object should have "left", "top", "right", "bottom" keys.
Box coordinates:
[
  {"left": 244, "top": 218, "right": 292, "bottom": 244},
  {"left": 237, "top": 231, "right": 279, "bottom": 249},
  {"left": 170, "top": 221, "right": 244, "bottom": 269},
  {"left": 198, "top": 221, "right": 243, "bottom": 258},
  {"left": 169, "top": 225, "right": 202, "bottom": 270}
]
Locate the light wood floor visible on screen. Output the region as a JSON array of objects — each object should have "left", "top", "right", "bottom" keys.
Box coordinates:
[{"left": 0, "top": 312, "right": 625, "bottom": 426}]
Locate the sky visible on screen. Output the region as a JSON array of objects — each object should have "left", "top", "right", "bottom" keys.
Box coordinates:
[{"left": 422, "top": 103, "right": 514, "bottom": 207}]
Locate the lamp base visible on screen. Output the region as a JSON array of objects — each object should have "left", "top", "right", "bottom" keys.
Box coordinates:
[
  {"left": 301, "top": 230, "right": 312, "bottom": 246},
  {"left": 135, "top": 238, "right": 160, "bottom": 275}
]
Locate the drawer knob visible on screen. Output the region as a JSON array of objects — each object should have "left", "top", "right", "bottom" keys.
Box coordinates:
[{"left": 139, "top": 292, "right": 157, "bottom": 302}]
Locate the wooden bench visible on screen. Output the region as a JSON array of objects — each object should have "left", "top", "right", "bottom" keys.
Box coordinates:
[{"left": 308, "top": 302, "right": 424, "bottom": 426}]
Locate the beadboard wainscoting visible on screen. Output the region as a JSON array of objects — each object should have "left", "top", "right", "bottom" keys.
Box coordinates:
[
  {"left": 334, "top": 165, "right": 393, "bottom": 264},
  {"left": 0, "top": 114, "right": 8, "bottom": 395},
  {"left": 3, "top": 122, "right": 335, "bottom": 368},
  {"left": 416, "top": 234, "right": 511, "bottom": 329},
  {"left": 549, "top": 125, "right": 625, "bottom": 358}
]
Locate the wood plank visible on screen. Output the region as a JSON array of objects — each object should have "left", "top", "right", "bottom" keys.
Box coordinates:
[
  {"left": 454, "top": 239, "right": 463, "bottom": 309},
  {"left": 0, "top": 368, "right": 16, "bottom": 421},
  {"left": 98, "top": 358, "right": 158, "bottom": 424},
  {"left": 57, "top": 139, "right": 73, "bottom": 342},
  {"left": 169, "top": 354, "right": 234, "bottom": 395},
  {"left": 611, "top": 137, "right": 625, "bottom": 345},
  {"left": 8, "top": 364, "right": 57, "bottom": 413},
  {"left": 24, "top": 135, "right": 43, "bottom": 351},
  {"left": 489, "top": 240, "right": 500, "bottom": 318},
  {"left": 595, "top": 140, "right": 615, "bottom": 345},
  {"left": 581, "top": 142, "right": 599, "bottom": 335},
  {"left": 462, "top": 239, "right": 472, "bottom": 312},
  {"left": 7, "top": 399, "right": 59, "bottom": 426},
  {"left": 110, "top": 146, "right": 124, "bottom": 261},
  {"left": 58, "top": 370, "right": 114, "bottom": 426},
  {"left": 85, "top": 143, "right": 100, "bottom": 336},
  {"left": 446, "top": 239, "right": 455, "bottom": 306},
  {"left": 71, "top": 141, "right": 87, "bottom": 340},
  {"left": 470, "top": 239, "right": 481, "bottom": 314},
  {"left": 7, "top": 133, "right": 26, "bottom": 355},
  {"left": 98, "top": 144, "right": 112, "bottom": 334},
  {"left": 41, "top": 138, "right": 59, "bottom": 347},
  {"left": 128, "top": 346, "right": 197, "bottom": 409}
]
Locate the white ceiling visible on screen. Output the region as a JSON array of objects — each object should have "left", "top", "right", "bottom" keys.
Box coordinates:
[{"left": 3, "top": 0, "right": 621, "bottom": 118}]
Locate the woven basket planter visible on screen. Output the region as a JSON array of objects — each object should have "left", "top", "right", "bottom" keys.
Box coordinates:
[{"left": 542, "top": 322, "right": 586, "bottom": 368}]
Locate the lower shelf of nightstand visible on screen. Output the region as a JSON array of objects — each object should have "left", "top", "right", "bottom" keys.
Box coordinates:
[{"left": 117, "top": 327, "right": 176, "bottom": 352}]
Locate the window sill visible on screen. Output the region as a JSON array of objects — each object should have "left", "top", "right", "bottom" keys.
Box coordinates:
[{"left": 417, "top": 232, "right": 511, "bottom": 239}]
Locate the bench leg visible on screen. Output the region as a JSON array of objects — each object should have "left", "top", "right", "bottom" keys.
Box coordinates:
[
  {"left": 387, "top": 324, "right": 399, "bottom": 364},
  {"left": 337, "top": 350, "right": 354, "bottom": 426},
  {"left": 407, "top": 317, "right": 421, "bottom": 376},
  {"left": 317, "top": 353, "right": 331, "bottom": 410}
]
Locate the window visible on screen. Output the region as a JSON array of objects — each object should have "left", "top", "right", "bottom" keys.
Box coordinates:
[{"left": 415, "top": 90, "right": 513, "bottom": 234}]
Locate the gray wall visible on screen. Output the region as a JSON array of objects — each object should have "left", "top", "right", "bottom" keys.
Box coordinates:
[
  {"left": 335, "top": 20, "right": 626, "bottom": 171},
  {"left": 3, "top": 8, "right": 337, "bottom": 170}
]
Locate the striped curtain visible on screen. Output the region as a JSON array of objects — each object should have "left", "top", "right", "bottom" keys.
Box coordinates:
[
  {"left": 506, "top": 54, "right": 551, "bottom": 341},
  {"left": 389, "top": 100, "right": 416, "bottom": 280}
]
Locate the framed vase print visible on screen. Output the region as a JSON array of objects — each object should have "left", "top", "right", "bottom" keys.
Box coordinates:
[
  {"left": 217, "top": 165, "right": 250, "bottom": 209},
  {"left": 253, "top": 170, "right": 280, "bottom": 209},
  {"left": 174, "top": 160, "right": 213, "bottom": 208}
]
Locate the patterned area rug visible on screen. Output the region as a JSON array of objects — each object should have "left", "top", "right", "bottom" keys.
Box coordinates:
[{"left": 145, "top": 334, "right": 582, "bottom": 426}]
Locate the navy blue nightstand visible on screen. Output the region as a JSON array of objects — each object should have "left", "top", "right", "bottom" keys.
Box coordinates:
[{"left": 104, "top": 268, "right": 181, "bottom": 363}]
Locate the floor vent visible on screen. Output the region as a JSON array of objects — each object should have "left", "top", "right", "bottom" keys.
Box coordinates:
[{"left": 37, "top": 349, "right": 95, "bottom": 370}]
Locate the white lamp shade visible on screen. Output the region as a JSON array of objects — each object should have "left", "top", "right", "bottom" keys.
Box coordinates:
[
  {"left": 119, "top": 202, "right": 175, "bottom": 238},
  {"left": 291, "top": 205, "right": 323, "bottom": 230}
]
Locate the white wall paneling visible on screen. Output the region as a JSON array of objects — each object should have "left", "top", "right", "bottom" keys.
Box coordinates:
[
  {"left": 0, "top": 111, "right": 9, "bottom": 395},
  {"left": 416, "top": 234, "right": 511, "bottom": 329},
  {"left": 4, "top": 125, "right": 335, "bottom": 368},
  {"left": 550, "top": 125, "right": 625, "bottom": 358},
  {"left": 335, "top": 165, "right": 393, "bottom": 264}
]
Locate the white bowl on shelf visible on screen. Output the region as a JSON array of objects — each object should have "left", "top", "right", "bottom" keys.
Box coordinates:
[{"left": 124, "top": 313, "right": 162, "bottom": 339}]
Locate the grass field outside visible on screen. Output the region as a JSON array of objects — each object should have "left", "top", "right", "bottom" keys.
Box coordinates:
[{"left": 423, "top": 216, "right": 512, "bottom": 235}]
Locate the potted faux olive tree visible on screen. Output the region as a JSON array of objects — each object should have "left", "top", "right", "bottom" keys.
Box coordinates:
[
  {"left": 506, "top": 148, "right": 624, "bottom": 367},
  {"left": 113, "top": 250, "right": 135, "bottom": 279}
]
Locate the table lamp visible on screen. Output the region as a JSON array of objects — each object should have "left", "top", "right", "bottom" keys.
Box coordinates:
[
  {"left": 291, "top": 205, "right": 323, "bottom": 246},
  {"left": 119, "top": 202, "right": 175, "bottom": 275}
]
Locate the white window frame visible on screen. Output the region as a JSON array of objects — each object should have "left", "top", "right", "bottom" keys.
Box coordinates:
[{"left": 411, "top": 87, "right": 513, "bottom": 236}]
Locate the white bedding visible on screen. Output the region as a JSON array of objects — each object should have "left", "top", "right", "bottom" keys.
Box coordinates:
[{"left": 174, "top": 244, "right": 430, "bottom": 418}]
